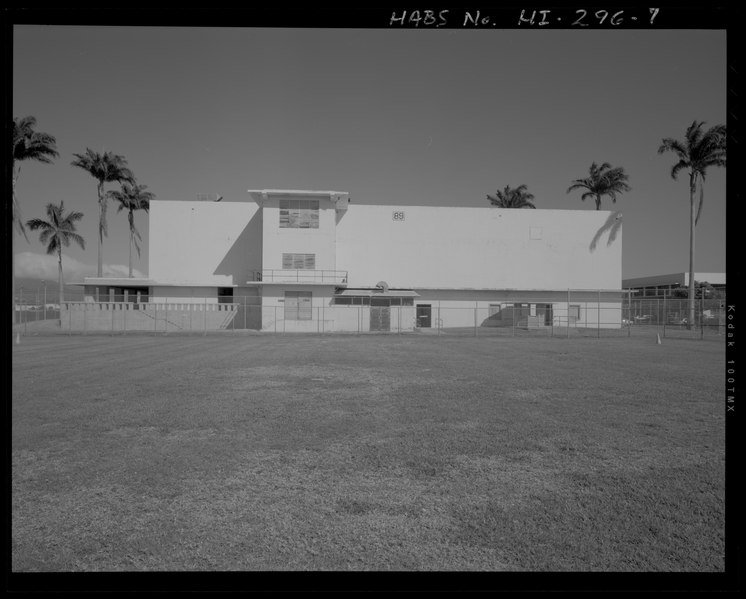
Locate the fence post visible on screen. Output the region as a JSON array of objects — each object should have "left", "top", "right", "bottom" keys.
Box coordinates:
[
  {"left": 437, "top": 302, "right": 441, "bottom": 336},
  {"left": 510, "top": 304, "right": 515, "bottom": 337},
  {"left": 567, "top": 289, "right": 570, "bottom": 338},
  {"left": 204, "top": 298, "right": 207, "bottom": 336},
  {"left": 700, "top": 295, "right": 704, "bottom": 339},
  {"left": 123, "top": 303, "right": 127, "bottom": 335},
  {"left": 165, "top": 302, "right": 169, "bottom": 335},
  {"left": 189, "top": 303, "right": 193, "bottom": 334},
  {"left": 244, "top": 296, "right": 247, "bottom": 330},
  {"left": 83, "top": 303, "right": 87, "bottom": 335},
  {"left": 597, "top": 290, "right": 601, "bottom": 338},
  {"left": 474, "top": 302, "right": 478, "bottom": 337},
  {"left": 627, "top": 290, "right": 631, "bottom": 337},
  {"left": 662, "top": 296, "right": 666, "bottom": 338}
]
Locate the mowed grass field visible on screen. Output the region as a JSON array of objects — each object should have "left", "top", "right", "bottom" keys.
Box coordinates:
[{"left": 12, "top": 333, "right": 725, "bottom": 572}]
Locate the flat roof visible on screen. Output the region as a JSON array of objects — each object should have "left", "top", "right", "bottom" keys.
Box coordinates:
[
  {"left": 246, "top": 189, "right": 349, "bottom": 197},
  {"left": 622, "top": 272, "right": 726, "bottom": 287}
]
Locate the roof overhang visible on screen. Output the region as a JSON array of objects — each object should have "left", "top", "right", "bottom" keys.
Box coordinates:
[
  {"left": 75, "top": 277, "right": 155, "bottom": 287},
  {"left": 247, "top": 189, "right": 350, "bottom": 212},
  {"left": 335, "top": 289, "right": 420, "bottom": 298}
]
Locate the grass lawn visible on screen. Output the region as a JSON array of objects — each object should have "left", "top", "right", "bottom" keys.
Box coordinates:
[{"left": 11, "top": 333, "right": 725, "bottom": 572}]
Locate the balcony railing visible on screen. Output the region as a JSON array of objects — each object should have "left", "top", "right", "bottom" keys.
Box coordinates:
[{"left": 250, "top": 270, "right": 348, "bottom": 284}]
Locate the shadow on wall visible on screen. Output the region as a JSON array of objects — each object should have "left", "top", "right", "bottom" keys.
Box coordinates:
[
  {"left": 589, "top": 211, "right": 622, "bottom": 252},
  {"left": 213, "top": 209, "right": 263, "bottom": 284},
  {"left": 480, "top": 305, "right": 531, "bottom": 327}
]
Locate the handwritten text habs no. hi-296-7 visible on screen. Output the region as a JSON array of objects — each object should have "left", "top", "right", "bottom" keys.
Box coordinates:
[{"left": 388, "top": 8, "right": 661, "bottom": 28}]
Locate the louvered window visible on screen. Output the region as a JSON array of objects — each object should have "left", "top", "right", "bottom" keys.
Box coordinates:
[
  {"left": 285, "top": 291, "right": 312, "bottom": 320},
  {"left": 279, "top": 199, "right": 319, "bottom": 229},
  {"left": 282, "top": 253, "right": 316, "bottom": 270}
]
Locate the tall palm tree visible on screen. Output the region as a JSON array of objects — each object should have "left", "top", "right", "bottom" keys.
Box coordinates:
[
  {"left": 487, "top": 184, "right": 536, "bottom": 208},
  {"left": 567, "top": 162, "right": 631, "bottom": 210},
  {"left": 106, "top": 182, "right": 155, "bottom": 278},
  {"left": 12, "top": 116, "right": 59, "bottom": 324},
  {"left": 26, "top": 201, "right": 85, "bottom": 307},
  {"left": 658, "top": 120, "right": 726, "bottom": 328},
  {"left": 71, "top": 148, "right": 134, "bottom": 277}
]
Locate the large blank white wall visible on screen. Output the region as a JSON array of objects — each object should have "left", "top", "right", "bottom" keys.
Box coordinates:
[
  {"left": 335, "top": 206, "right": 621, "bottom": 290},
  {"left": 149, "top": 200, "right": 262, "bottom": 285}
]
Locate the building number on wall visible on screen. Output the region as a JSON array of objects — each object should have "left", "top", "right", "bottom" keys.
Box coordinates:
[{"left": 393, "top": 211, "right": 405, "bottom": 221}]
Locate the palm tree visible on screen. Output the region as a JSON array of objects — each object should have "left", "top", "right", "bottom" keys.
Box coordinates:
[
  {"left": 487, "top": 184, "right": 536, "bottom": 208},
  {"left": 71, "top": 149, "right": 135, "bottom": 277},
  {"left": 658, "top": 120, "right": 726, "bottom": 328},
  {"left": 567, "top": 162, "right": 631, "bottom": 210},
  {"left": 26, "top": 201, "right": 85, "bottom": 308},
  {"left": 12, "top": 116, "right": 59, "bottom": 324},
  {"left": 106, "top": 182, "right": 155, "bottom": 278}
]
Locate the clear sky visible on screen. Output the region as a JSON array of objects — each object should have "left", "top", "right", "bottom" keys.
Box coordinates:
[{"left": 12, "top": 23, "right": 727, "bottom": 282}]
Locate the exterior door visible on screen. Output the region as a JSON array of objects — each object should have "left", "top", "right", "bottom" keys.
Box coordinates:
[
  {"left": 416, "top": 304, "right": 432, "bottom": 328},
  {"left": 537, "top": 303, "right": 553, "bottom": 325},
  {"left": 370, "top": 305, "right": 391, "bottom": 331}
]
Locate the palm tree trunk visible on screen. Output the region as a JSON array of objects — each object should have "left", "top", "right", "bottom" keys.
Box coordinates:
[
  {"left": 688, "top": 173, "right": 696, "bottom": 330},
  {"left": 58, "top": 247, "right": 64, "bottom": 305},
  {"left": 97, "top": 180, "right": 104, "bottom": 278},
  {"left": 128, "top": 210, "right": 134, "bottom": 278},
  {"left": 595, "top": 194, "right": 601, "bottom": 210},
  {"left": 12, "top": 167, "right": 19, "bottom": 326},
  {"left": 12, "top": 221, "right": 16, "bottom": 327}
]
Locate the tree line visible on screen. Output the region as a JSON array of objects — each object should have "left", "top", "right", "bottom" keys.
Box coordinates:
[{"left": 12, "top": 116, "right": 155, "bottom": 317}]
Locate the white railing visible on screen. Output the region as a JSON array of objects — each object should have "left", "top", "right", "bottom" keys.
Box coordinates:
[{"left": 250, "top": 270, "right": 348, "bottom": 284}]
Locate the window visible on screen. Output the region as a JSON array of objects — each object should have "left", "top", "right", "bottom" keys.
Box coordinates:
[
  {"left": 285, "top": 291, "right": 312, "bottom": 320},
  {"left": 99, "top": 286, "right": 149, "bottom": 303},
  {"left": 218, "top": 287, "right": 233, "bottom": 304},
  {"left": 282, "top": 253, "right": 316, "bottom": 270},
  {"left": 333, "top": 296, "right": 372, "bottom": 305},
  {"left": 279, "top": 199, "right": 319, "bottom": 229}
]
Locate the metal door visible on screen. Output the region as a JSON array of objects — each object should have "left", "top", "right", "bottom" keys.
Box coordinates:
[
  {"left": 416, "top": 304, "right": 432, "bottom": 328},
  {"left": 370, "top": 306, "right": 391, "bottom": 331}
]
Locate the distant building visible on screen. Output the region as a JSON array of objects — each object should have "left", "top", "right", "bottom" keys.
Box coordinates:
[
  {"left": 69, "top": 190, "right": 624, "bottom": 332},
  {"left": 623, "top": 272, "right": 726, "bottom": 298}
]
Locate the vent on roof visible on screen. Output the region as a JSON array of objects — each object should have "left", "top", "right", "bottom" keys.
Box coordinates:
[{"left": 197, "top": 193, "right": 223, "bottom": 202}]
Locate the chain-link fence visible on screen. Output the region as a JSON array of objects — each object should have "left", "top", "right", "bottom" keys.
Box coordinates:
[{"left": 13, "top": 290, "right": 726, "bottom": 339}]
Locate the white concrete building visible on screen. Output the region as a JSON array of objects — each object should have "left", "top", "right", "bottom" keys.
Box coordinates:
[{"left": 76, "top": 190, "right": 623, "bottom": 332}]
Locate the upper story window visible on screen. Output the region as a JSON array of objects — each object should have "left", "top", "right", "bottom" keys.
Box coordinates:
[
  {"left": 279, "top": 199, "right": 319, "bottom": 229},
  {"left": 282, "top": 253, "right": 316, "bottom": 270}
]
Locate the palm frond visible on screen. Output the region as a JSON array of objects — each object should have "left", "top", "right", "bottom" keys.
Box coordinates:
[
  {"left": 670, "top": 160, "right": 689, "bottom": 180},
  {"left": 65, "top": 231, "right": 86, "bottom": 250},
  {"left": 657, "top": 138, "right": 688, "bottom": 158},
  {"left": 25, "top": 217, "right": 49, "bottom": 231}
]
